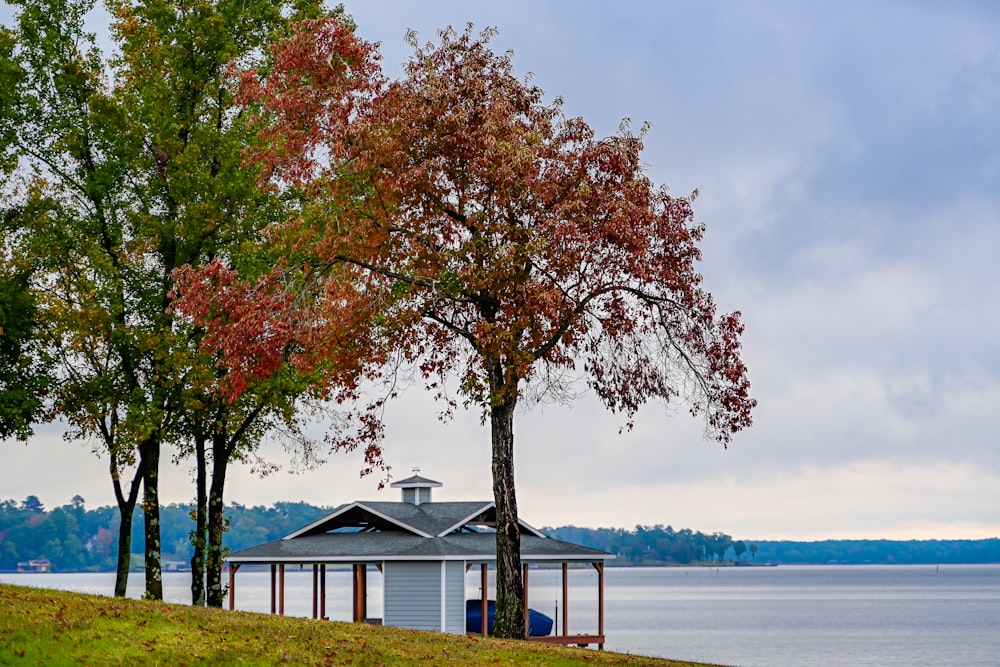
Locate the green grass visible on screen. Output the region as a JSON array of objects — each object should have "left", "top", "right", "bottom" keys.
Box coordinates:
[{"left": 0, "top": 584, "right": 726, "bottom": 666}]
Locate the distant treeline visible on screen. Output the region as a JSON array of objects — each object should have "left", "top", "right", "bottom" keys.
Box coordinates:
[
  {"left": 0, "top": 496, "right": 328, "bottom": 572},
  {"left": 2, "top": 496, "right": 997, "bottom": 571},
  {"left": 544, "top": 526, "right": 1000, "bottom": 565},
  {"left": 749, "top": 539, "right": 1000, "bottom": 565},
  {"left": 544, "top": 525, "right": 748, "bottom": 565}
]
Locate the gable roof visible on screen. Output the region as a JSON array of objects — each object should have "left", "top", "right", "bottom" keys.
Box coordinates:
[
  {"left": 228, "top": 489, "right": 614, "bottom": 565},
  {"left": 283, "top": 500, "right": 548, "bottom": 540}
]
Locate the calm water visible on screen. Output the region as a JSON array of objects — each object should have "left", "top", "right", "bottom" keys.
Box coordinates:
[{"left": 3, "top": 564, "right": 998, "bottom": 666}]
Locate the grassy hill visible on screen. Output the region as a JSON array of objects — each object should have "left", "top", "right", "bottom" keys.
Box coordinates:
[{"left": 0, "top": 584, "right": 723, "bottom": 666}]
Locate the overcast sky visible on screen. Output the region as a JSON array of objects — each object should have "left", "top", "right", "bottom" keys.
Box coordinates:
[{"left": 2, "top": 0, "right": 998, "bottom": 541}]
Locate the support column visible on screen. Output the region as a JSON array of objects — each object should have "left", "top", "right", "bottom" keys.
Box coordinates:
[
  {"left": 352, "top": 564, "right": 368, "bottom": 622},
  {"left": 279, "top": 564, "right": 285, "bottom": 616},
  {"left": 480, "top": 563, "right": 489, "bottom": 636},
  {"left": 228, "top": 563, "right": 238, "bottom": 611},
  {"left": 352, "top": 564, "right": 358, "bottom": 622},
  {"left": 562, "top": 562, "right": 569, "bottom": 637},
  {"left": 269, "top": 564, "right": 276, "bottom": 615},
  {"left": 360, "top": 564, "right": 367, "bottom": 621},
  {"left": 596, "top": 562, "right": 605, "bottom": 650},
  {"left": 312, "top": 564, "right": 319, "bottom": 619},
  {"left": 320, "top": 564, "right": 327, "bottom": 620},
  {"left": 523, "top": 562, "right": 530, "bottom": 637}
]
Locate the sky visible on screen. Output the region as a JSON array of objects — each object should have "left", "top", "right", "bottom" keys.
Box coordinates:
[{"left": 2, "top": 0, "right": 999, "bottom": 541}]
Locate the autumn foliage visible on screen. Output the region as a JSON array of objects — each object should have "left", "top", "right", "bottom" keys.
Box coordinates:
[
  {"left": 174, "top": 19, "right": 755, "bottom": 637},
  {"left": 183, "top": 21, "right": 754, "bottom": 435}
]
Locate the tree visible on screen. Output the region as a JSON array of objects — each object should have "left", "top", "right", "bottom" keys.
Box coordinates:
[
  {"left": 110, "top": 0, "right": 333, "bottom": 609},
  {"left": 707, "top": 532, "right": 733, "bottom": 562},
  {"left": 2, "top": 0, "right": 170, "bottom": 599},
  {"left": 1, "top": 0, "right": 331, "bottom": 603},
  {"left": 21, "top": 495, "right": 44, "bottom": 514},
  {"left": 0, "top": 267, "right": 52, "bottom": 441},
  {"left": 733, "top": 540, "right": 747, "bottom": 562},
  {"left": 189, "top": 22, "right": 755, "bottom": 637}
]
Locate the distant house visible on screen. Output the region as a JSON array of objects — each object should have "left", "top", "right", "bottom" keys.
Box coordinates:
[
  {"left": 16, "top": 559, "right": 51, "bottom": 573},
  {"left": 226, "top": 475, "right": 614, "bottom": 647},
  {"left": 163, "top": 561, "right": 191, "bottom": 573}
]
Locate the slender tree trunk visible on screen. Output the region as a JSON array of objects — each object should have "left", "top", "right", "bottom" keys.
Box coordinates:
[
  {"left": 190, "top": 433, "right": 207, "bottom": 605},
  {"left": 113, "top": 510, "right": 132, "bottom": 597},
  {"left": 140, "top": 435, "right": 163, "bottom": 600},
  {"left": 110, "top": 451, "right": 144, "bottom": 598},
  {"left": 205, "top": 432, "right": 230, "bottom": 608},
  {"left": 489, "top": 363, "right": 525, "bottom": 639},
  {"left": 111, "top": 470, "right": 143, "bottom": 598}
]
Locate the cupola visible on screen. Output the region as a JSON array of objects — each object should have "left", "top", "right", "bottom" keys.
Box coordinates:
[{"left": 389, "top": 470, "right": 442, "bottom": 505}]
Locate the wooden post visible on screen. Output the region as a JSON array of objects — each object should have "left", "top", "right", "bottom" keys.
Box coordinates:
[
  {"left": 270, "top": 564, "right": 276, "bottom": 614},
  {"left": 279, "top": 564, "right": 285, "bottom": 616},
  {"left": 480, "top": 563, "right": 489, "bottom": 636},
  {"left": 360, "top": 564, "right": 367, "bottom": 621},
  {"left": 312, "top": 564, "right": 319, "bottom": 619},
  {"left": 320, "top": 564, "right": 327, "bottom": 620},
  {"left": 228, "top": 563, "right": 238, "bottom": 611},
  {"left": 596, "top": 562, "right": 605, "bottom": 650},
  {"left": 352, "top": 564, "right": 367, "bottom": 622},
  {"left": 352, "top": 564, "right": 358, "bottom": 622},
  {"left": 561, "top": 562, "right": 569, "bottom": 637},
  {"left": 523, "top": 562, "right": 530, "bottom": 637}
]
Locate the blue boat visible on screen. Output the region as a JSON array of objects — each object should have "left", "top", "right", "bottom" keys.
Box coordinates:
[{"left": 465, "top": 599, "right": 554, "bottom": 637}]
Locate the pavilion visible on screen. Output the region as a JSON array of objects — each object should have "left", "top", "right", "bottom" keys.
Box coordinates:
[{"left": 225, "top": 475, "right": 614, "bottom": 647}]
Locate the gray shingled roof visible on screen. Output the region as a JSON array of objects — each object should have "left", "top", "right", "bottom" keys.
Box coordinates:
[
  {"left": 228, "top": 498, "right": 614, "bottom": 564},
  {"left": 284, "top": 501, "right": 547, "bottom": 540}
]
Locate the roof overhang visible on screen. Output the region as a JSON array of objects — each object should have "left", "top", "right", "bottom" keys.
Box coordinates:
[{"left": 228, "top": 552, "right": 616, "bottom": 564}]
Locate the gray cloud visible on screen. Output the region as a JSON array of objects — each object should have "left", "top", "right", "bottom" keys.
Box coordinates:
[{"left": 2, "top": 0, "right": 998, "bottom": 538}]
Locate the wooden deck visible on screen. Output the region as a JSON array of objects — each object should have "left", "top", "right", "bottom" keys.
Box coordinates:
[{"left": 531, "top": 634, "right": 606, "bottom": 649}]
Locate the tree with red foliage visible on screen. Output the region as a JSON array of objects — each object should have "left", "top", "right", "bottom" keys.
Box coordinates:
[{"left": 182, "top": 21, "right": 755, "bottom": 638}]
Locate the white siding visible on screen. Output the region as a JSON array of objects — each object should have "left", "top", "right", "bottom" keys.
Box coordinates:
[
  {"left": 383, "top": 561, "right": 441, "bottom": 631},
  {"left": 444, "top": 561, "right": 466, "bottom": 634}
]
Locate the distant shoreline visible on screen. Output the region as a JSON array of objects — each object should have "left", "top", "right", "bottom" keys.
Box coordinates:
[{"left": 6, "top": 560, "right": 1000, "bottom": 575}]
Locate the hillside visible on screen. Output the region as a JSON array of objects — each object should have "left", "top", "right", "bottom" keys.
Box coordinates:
[{"left": 0, "top": 584, "right": 720, "bottom": 666}]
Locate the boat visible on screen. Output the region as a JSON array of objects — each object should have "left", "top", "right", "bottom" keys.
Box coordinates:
[
  {"left": 465, "top": 599, "right": 554, "bottom": 637},
  {"left": 16, "top": 559, "right": 51, "bottom": 573}
]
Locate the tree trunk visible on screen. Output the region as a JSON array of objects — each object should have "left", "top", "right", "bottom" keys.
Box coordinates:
[
  {"left": 205, "top": 432, "right": 230, "bottom": 608},
  {"left": 140, "top": 435, "right": 163, "bottom": 600},
  {"left": 489, "top": 364, "right": 525, "bottom": 639},
  {"left": 110, "top": 455, "right": 143, "bottom": 598},
  {"left": 190, "top": 433, "right": 207, "bottom": 606},
  {"left": 113, "top": 509, "right": 132, "bottom": 597}
]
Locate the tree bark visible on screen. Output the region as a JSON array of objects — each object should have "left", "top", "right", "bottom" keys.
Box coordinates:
[
  {"left": 190, "top": 433, "right": 207, "bottom": 605},
  {"left": 111, "top": 463, "right": 143, "bottom": 598},
  {"left": 140, "top": 435, "right": 163, "bottom": 600},
  {"left": 489, "top": 363, "right": 525, "bottom": 639},
  {"left": 205, "top": 432, "right": 230, "bottom": 608}
]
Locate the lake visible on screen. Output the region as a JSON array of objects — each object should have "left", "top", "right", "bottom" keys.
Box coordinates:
[{"left": 3, "top": 564, "right": 998, "bottom": 666}]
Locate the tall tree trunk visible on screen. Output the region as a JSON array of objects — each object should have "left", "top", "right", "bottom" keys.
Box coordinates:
[
  {"left": 205, "top": 432, "right": 230, "bottom": 608},
  {"left": 140, "top": 435, "right": 163, "bottom": 600},
  {"left": 113, "top": 508, "right": 132, "bottom": 597},
  {"left": 110, "top": 460, "right": 143, "bottom": 598},
  {"left": 190, "top": 433, "right": 207, "bottom": 606},
  {"left": 489, "top": 363, "right": 525, "bottom": 639}
]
